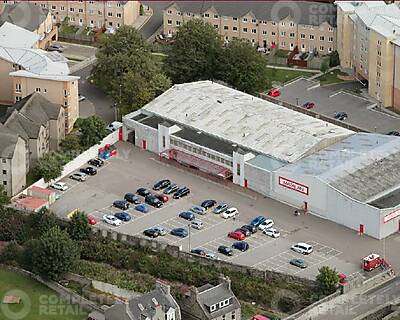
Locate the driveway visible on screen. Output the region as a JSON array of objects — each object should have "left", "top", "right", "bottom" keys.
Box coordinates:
[{"left": 140, "top": 1, "right": 170, "bottom": 39}]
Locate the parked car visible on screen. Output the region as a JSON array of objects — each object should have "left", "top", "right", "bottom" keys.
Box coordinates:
[
  {"left": 87, "top": 215, "right": 97, "bottom": 225},
  {"left": 250, "top": 216, "right": 266, "bottom": 227},
  {"left": 218, "top": 245, "right": 234, "bottom": 256},
  {"left": 153, "top": 179, "right": 171, "bottom": 191},
  {"left": 179, "top": 211, "right": 195, "bottom": 221},
  {"left": 258, "top": 219, "right": 274, "bottom": 231},
  {"left": 47, "top": 44, "right": 64, "bottom": 52},
  {"left": 334, "top": 111, "right": 348, "bottom": 121},
  {"left": 291, "top": 242, "right": 313, "bottom": 255},
  {"left": 205, "top": 252, "right": 219, "bottom": 260},
  {"left": 113, "top": 200, "right": 129, "bottom": 210},
  {"left": 173, "top": 186, "right": 190, "bottom": 199},
  {"left": 290, "top": 258, "right": 308, "bottom": 269},
  {"left": 155, "top": 194, "right": 169, "bottom": 203},
  {"left": 222, "top": 207, "right": 238, "bottom": 219},
  {"left": 232, "top": 241, "right": 249, "bottom": 252},
  {"left": 263, "top": 228, "right": 280, "bottom": 238},
  {"left": 191, "top": 220, "right": 204, "bottom": 230},
  {"left": 163, "top": 183, "right": 179, "bottom": 194},
  {"left": 228, "top": 231, "right": 245, "bottom": 241},
  {"left": 69, "top": 172, "right": 86, "bottom": 182},
  {"left": 190, "top": 248, "right": 206, "bottom": 256},
  {"left": 78, "top": 94, "right": 86, "bottom": 102},
  {"left": 213, "top": 202, "right": 228, "bottom": 214},
  {"left": 135, "top": 203, "right": 149, "bottom": 213},
  {"left": 145, "top": 195, "right": 163, "bottom": 208},
  {"left": 50, "top": 182, "right": 68, "bottom": 191},
  {"left": 143, "top": 228, "right": 159, "bottom": 238},
  {"left": 241, "top": 224, "right": 257, "bottom": 234},
  {"left": 153, "top": 226, "right": 168, "bottom": 236},
  {"left": 235, "top": 227, "right": 251, "bottom": 237},
  {"left": 79, "top": 166, "right": 97, "bottom": 175},
  {"left": 267, "top": 88, "right": 281, "bottom": 97},
  {"left": 137, "top": 188, "right": 152, "bottom": 197},
  {"left": 88, "top": 158, "right": 104, "bottom": 167},
  {"left": 302, "top": 102, "right": 315, "bottom": 109},
  {"left": 170, "top": 228, "right": 188, "bottom": 238},
  {"left": 106, "top": 121, "right": 122, "bottom": 132},
  {"left": 190, "top": 205, "right": 206, "bottom": 215},
  {"left": 124, "top": 193, "right": 140, "bottom": 204},
  {"left": 201, "top": 199, "right": 217, "bottom": 209},
  {"left": 387, "top": 131, "right": 400, "bottom": 136},
  {"left": 114, "top": 212, "right": 131, "bottom": 222},
  {"left": 103, "top": 214, "right": 121, "bottom": 226}
]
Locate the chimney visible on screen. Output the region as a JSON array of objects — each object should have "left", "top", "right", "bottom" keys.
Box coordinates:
[
  {"left": 218, "top": 274, "right": 231, "bottom": 290},
  {"left": 156, "top": 280, "right": 171, "bottom": 296}
]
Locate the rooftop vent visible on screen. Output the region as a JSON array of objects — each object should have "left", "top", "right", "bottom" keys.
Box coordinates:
[{"left": 138, "top": 304, "right": 145, "bottom": 311}]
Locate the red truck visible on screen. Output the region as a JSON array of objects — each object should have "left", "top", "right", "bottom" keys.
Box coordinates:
[{"left": 362, "top": 253, "right": 389, "bottom": 271}]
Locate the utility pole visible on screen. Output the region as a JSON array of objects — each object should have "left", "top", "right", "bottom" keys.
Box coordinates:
[{"left": 188, "top": 223, "right": 191, "bottom": 252}]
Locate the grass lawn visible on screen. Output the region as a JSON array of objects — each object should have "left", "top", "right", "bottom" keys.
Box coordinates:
[
  {"left": 317, "top": 69, "right": 349, "bottom": 86},
  {"left": 265, "top": 67, "right": 312, "bottom": 85},
  {"left": 0, "top": 269, "right": 88, "bottom": 320}
]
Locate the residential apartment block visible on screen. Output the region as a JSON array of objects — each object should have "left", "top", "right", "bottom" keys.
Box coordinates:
[
  {"left": 163, "top": 1, "right": 337, "bottom": 55},
  {"left": 0, "top": 1, "right": 140, "bottom": 30},
  {"left": 336, "top": 1, "right": 400, "bottom": 110}
]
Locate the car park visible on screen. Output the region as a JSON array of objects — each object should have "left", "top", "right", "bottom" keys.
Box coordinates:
[
  {"left": 191, "top": 220, "right": 204, "bottom": 230},
  {"left": 228, "top": 231, "right": 245, "bottom": 241},
  {"left": 135, "top": 203, "right": 149, "bottom": 213},
  {"left": 88, "top": 158, "right": 104, "bottom": 167},
  {"left": 258, "top": 219, "right": 274, "bottom": 231},
  {"left": 213, "top": 202, "right": 228, "bottom": 214},
  {"left": 170, "top": 228, "right": 188, "bottom": 238},
  {"left": 222, "top": 207, "right": 238, "bottom": 219},
  {"left": 137, "top": 188, "right": 152, "bottom": 197},
  {"left": 145, "top": 195, "right": 163, "bottom": 208},
  {"left": 334, "top": 111, "right": 348, "bottom": 121},
  {"left": 241, "top": 224, "right": 257, "bottom": 234},
  {"left": 268, "top": 88, "right": 281, "bottom": 97},
  {"left": 302, "top": 102, "right": 315, "bottom": 109},
  {"left": 290, "top": 258, "right": 308, "bottom": 269},
  {"left": 153, "top": 179, "right": 171, "bottom": 191},
  {"left": 143, "top": 228, "right": 159, "bottom": 238},
  {"left": 236, "top": 227, "right": 251, "bottom": 237},
  {"left": 232, "top": 241, "right": 249, "bottom": 252},
  {"left": 153, "top": 226, "right": 168, "bottom": 236},
  {"left": 69, "top": 172, "right": 86, "bottom": 182},
  {"left": 124, "top": 193, "right": 140, "bottom": 204},
  {"left": 218, "top": 245, "right": 234, "bottom": 256},
  {"left": 87, "top": 215, "right": 97, "bottom": 225},
  {"left": 263, "top": 228, "right": 280, "bottom": 238},
  {"left": 163, "top": 183, "right": 179, "bottom": 194},
  {"left": 114, "top": 212, "right": 131, "bottom": 222},
  {"left": 103, "top": 214, "right": 121, "bottom": 226},
  {"left": 190, "top": 205, "right": 206, "bottom": 215},
  {"left": 190, "top": 248, "right": 206, "bottom": 256},
  {"left": 201, "top": 199, "right": 217, "bottom": 209},
  {"left": 79, "top": 167, "right": 97, "bottom": 175},
  {"left": 250, "top": 216, "right": 266, "bottom": 227},
  {"left": 113, "top": 200, "right": 129, "bottom": 210},
  {"left": 50, "top": 182, "right": 68, "bottom": 191},
  {"left": 179, "top": 211, "right": 195, "bottom": 221},
  {"left": 291, "top": 242, "right": 313, "bottom": 255},
  {"left": 173, "top": 186, "right": 190, "bottom": 199},
  {"left": 155, "top": 194, "right": 169, "bottom": 203}
]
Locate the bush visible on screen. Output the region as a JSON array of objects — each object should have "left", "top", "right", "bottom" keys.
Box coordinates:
[
  {"left": 316, "top": 266, "right": 340, "bottom": 295},
  {"left": 0, "top": 207, "right": 31, "bottom": 243},
  {"left": 0, "top": 241, "right": 23, "bottom": 265}
]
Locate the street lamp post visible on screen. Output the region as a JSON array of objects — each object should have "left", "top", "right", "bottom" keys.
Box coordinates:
[{"left": 188, "top": 223, "right": 192, "bottom": 252}]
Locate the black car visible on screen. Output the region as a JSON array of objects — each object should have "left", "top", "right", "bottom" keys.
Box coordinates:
[
  {"left": 124, "top": 193, "right": 140, "bottom": 204},
  {"left": 137, "top": 188, "right": 152, "bottom": 197},
  {"left": 79, "top": 166, "right": 97, "bottom": 175},
  {"left": 163, "top": 183, "right": 179, "bottom": 195},
  {"left": 143, "top": 228, "right": 159, "bottom": 238},
  {"left": 232, "top": 241, "right": 249, "bottom": 252},
  {"left": 190, "top": 248, "right": 206, "bottom": 256},
  {"left": 388, "top": 131, "right": 400, "bottom": 136},
  {"left": 113, "top": 200, "right": 129, "bottom": 210},
  {"left": 241, "top": 224, "right": 257, "bottom": 234},
  {"left": 201, "top": 199, "right": 217, "bottom": 209},
  {"left": 236, "top": 227, "right": 251, "bottom": 237},
  {"left": 153, "top": 179, "right": 171, "bottom": 191},
  {"left": 88, "top": 158, "right": 104, "bottom": 167},
  {"left": 218, "top": 245, "right": 233, "bottom": 256},
  {"left": 145, "top": 195, "right": 163, "bottom": 208},
  {"left": 170, "top": 228, "right": 188, "bottom": 238},
  {"left": 334, "top": 112, "right": 348, "bottom": 121},
  {"left": 173, "top": 187, "right": 190, "bottom": 199},
  {"left": 179, "top": 211, "right": 195, "bottom": 221}
]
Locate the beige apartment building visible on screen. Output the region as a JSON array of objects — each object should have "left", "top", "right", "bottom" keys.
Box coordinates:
[
  {"left": 336, "top": 1, "right": 400, "bottom": 110},
  {"left": 163, "top": 1, "right": 337, "bottom": 55},
  {"left": 0, "top": 1, "right": 140, "bottom": 30}
]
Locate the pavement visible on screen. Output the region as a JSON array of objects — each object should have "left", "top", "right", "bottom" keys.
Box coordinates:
[
  {"left": 56, "top": 41, "right": 97, "bottom": 61},
  {"left": 140, "top": 1, "right": 170, "bottom": 39},
  {"left": 49, "top": 142, "right": 400, "bottom": 281}
]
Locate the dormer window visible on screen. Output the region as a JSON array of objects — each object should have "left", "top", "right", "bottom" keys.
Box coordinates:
[
  {"left": 210, "top": 304, "right": 217, "bottom": 312},
  {"left": 219, "top": 299, "right": 230, "bottom": 308}
]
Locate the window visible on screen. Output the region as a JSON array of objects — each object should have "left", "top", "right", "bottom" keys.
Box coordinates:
[
  {"left": 252, "top": 29, "right": 256, "bottom": 34},
  {"left": 262, "top": 30, "right": 267, "bottom": 35},
  {"left": 224, "top": 26, "right": 228, "bottom": 30},
  {"left": 262, "top": 20, "right": 267, "bottom": 24},
  {"left": 1, "top": 159, "right": 5, "bottom": 164},
  {"left": 233, "top": 17, "right": 237, "bottom": 21},
  {"left": 251, "top": 18, "right": 256, "bottom": 23},
  {"left": 117, "top": 23, "right": 121, "bottom": 28},
  {"left": 328, "top": 36, "right": 333, "bottom": 42},
  {"left": 3, "top": 181, "right": 6, "bottom": 186},
  {"left": 289, "top": 32, "right": 295, "bottom": 38},
  {"left": 90, "top": 20, "right": 94, "bottom": 26},
  {"left": 117, "top": 3, "right": 121, "bottom": 7},
  {"left": 2, "top": 170, "right": 6, "bottom": 175},
  {"left": 64, "top": 101, "right": 68, "bottom": 106},
  {"left": 233, "top": 26, "right": 237, "bottom": 32},
  {"left": 281, "top": 31, "right": 285, "bottom": 36},
  {"left": 328, "top": 27, "right": 333, "bottom": 32},
  {"left": 301, "top": 43, "right": 305, "bottom": 49},
  {"left": 107, "top": 12, "right": 112, "bottom": 17},
  {"left": 204, "top": 13, "right": 209, "bottom": 17},
  {"left": 15, "top": 83, "right": 21, "bottom": 93},
  {"left": 98, "top": 10, "right": 102, "bottom": 15},
  {"left": 219, "top": 299, "right": 230, "bottom": 308},
  {"left": 117, "top": 13, "right": 122, "bottom": 18},
  {"left": 162, "top": 136, "right": 166, "bottom": 148},
  {"left": 319, "top": 45, "right": 324, "bottom": 51},
  {"left": 377, "top": 40, "right": 381, "bottom": 45},
  {"left": 69, "top": 7, "right": 74, "bottom": 12},
  {"left": 167, "top": 10, "right": 172, "bottom": 14},
  {"left": 214, "top": 24, "right": 218, "bottom": 29},
  {"left": 290, "top": 22, "right": 295, "bottom": 27},
  {"left": 51, "top": 5, "right": 56, "bottom": 10},
  {"left": 320, "top": 36, "right": 324, "bottom": 41},
  {"left": 167, "top": 19, "right": 172, "bottom": 25},
  {"left": 214, "top": 14, "right": 219, "bottom": 19},
  {"left": 281, "top": 22, "right": 285, "bottom": 26},
  {"left": 300, "top": 33, "right": 305, "bottom": 39},
  {"left": 310, "top": 34, "right": 314, "bottom": 40},
  {"left": 272, "top": 21, "right": 276, "bottom": 26},
  {"left": 271, "top": 31, "right": 276, "bottom": 36},
  {"left": 43, "top": 89, "right": 47, "bottom": 93},
  {"left": 231, "top": 312, "right": 236, "bottom": 319},
  {"left": 176, "top": 21, "right": 181, "bottom": 26},
  {"left": 281, "top": 41, "right": 285, "bottom": 47},
  {"left": 242, "top": 17, "right": 247, "bottom": 22},
  {"left": 35, "top": 88, "right": 41, "bottom": 92},
  {"left": 328, "top": 47, "right": 332, "bottom": 53},
  {"left": 15, "top": 96, "right": 21, "bottom": 102},
  {"left": 60, "top": 6, "right": 65, "bottom": 10},
  {"left": 243, "top": 27, "right": 247, "bottom": 32},
  {"left": 78, "top": 8, "right": 83, "bottom": 13},
  {"left": 236, "top": 164, "right": 240, "bottom": 175},
  {"left": 378, "top": 50, "right": 381, "bottom": 56}
]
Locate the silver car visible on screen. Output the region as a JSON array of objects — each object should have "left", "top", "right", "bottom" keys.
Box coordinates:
[
  {"left": 153, "top": 226, "right": 168, "bottom": 236},
  {"left": 213, "top": 202, "right": 228, "bottom": 214},
  {"left": 191, "top": 205, "right": 206, "bottom": 215},
  {"left": 69, "top": 172, "right": 86, "bottom": 182}
]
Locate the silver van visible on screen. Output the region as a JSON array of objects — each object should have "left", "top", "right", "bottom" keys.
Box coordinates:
[{"left": 191, "top": 220, "right": 204, "bottom": 230}]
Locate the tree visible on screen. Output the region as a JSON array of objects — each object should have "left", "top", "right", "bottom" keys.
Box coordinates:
[
  {"left": 74, "top": 116, "right": 108, "bottom": 149},
  {"left": 60, "top": 134, "right": 82, "bottom": 155},
  {"left": 164, "top": 19, "right": 222, "bottom": 84},
  {"left": 329, "top": 50, "right": 340, "bottom": 68},
  {"left": 31, "top": 208, "right": 58, "bottom": 237},
  {"left": 217, "top": 39, "right": 270, "bottom": 94},
  {"left": 31, "top": 226, "right": 80, "bottom": 280},
  {"left": 91, "top": 25, "right": 170, "bottom": 115},
  {"left": 316, "top": 266, "right": 340, "bottom": 295},
  {"left": 0, "top": 185, "right": 10, "bottom": 207},
  {"left": 34, "top": 151, "right": 69, "bottom": 182},
  {"left": 67, "top": 211, "right": 91, "bottom": 241},
  {"left": 320, "top": 61, "right": 329, "bottom": 74}
]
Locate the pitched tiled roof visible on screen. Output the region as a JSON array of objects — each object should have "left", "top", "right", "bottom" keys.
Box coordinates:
[{"left": 0, "top": 2, "right": 49, "bottom": 31}]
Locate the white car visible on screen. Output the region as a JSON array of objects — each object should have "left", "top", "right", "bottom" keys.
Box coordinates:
[
  {"left": 106, "top": 121, "right": 123, "bottom": 132},
  {"left": 222, "top": 207, "right": 238, "bottom": 219},
  {"left": 263, "top": 227, "right": 280, "bottom": 238},
  {"left": 153, "top": 226, "right": 168, "bottom": 236},
  {"left": 205, "top": 252, "right": 219, "bottom": 260},
  {"left": 291, "top": 242, "right": 313, "bottom": 255},
  {"left": 258, "top": 219, "right": 274, "bottom": 231},
  {"left": 103, "top": 214, "right": 122, "bottom": 226},
  {"left": 190, "top": 205, "right": 206, "bottom": 215},
  {"left": 50, "top": 182, "right": 68, "bottom": 191},
  {"left": 191, "top": 220, "right": 204, "bottom": 230}
]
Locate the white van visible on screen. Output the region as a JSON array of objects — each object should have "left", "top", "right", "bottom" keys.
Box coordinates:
[
  {"left": 291, "top": 242, "right": 313, "bottom": 255},
  {"left": 191, "top": 220, "right": 204, "bottom": 230}
]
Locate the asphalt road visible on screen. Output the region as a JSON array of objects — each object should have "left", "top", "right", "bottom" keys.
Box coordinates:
[{"left": 140, "top": 1, "right": 170, "bottom": 39}]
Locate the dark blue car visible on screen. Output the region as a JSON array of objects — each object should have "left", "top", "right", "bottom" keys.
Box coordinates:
[
  {"left": 135, "top": 203, "right": 149, "bottom": 213},
  {"left": 114, "top": 212, "right": 131, "bottom": 222},
  {"left": 179, "top": 211, "right": 195, "bottom": 221},
  {"left": 170, "top": 228, "right": 188, "bottom": 238},
  {"left": 232, "top": 241, "right": 249, "bottom": 252},
  {"left": 250, "top": 216, "right": 266, "bottom": 227}
]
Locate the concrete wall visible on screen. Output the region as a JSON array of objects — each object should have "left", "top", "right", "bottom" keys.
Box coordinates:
[
  {"left": 0, "top": 58, "right": 14, "bottom": 104},
  {"left": 380, "top": 203, "right": 400, "bottom": 239},
  {"left": 9, "top": 137, "right": 27, "bottom": 196},
  {"left": 244, "top": 162, "right": 272, "bottom": 195},
  {"left": 133, "top": 121, "right": 158, "bottom": 153}
]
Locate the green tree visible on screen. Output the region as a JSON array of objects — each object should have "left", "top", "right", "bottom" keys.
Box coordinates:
[
  {"left": 329, "top": 50, "right": 340, "bottom": 67},
  {"left": 31, "top": 226, "right": 80, "bottom": 280},
  {"left": 320, "top": 61, "right": 329, "bottom": 74},
  {"left": 0, "top": 240, "right": 23, "bottom": 265},
  {"left": 0, "top": 185, "right": 10, "bottom": 207},
  {"left": 67, "top": 211, "right": 91, "bottom": 241},
  {"left": 31, "top": 208, "right": 58, "bottom": 237},
  {"left": 316, "top": 266, "right": 340, "bottom": 295},
  {"left": 91, "top": 25, "right": 170, "bottom": 115},
  {"left": 34, "top": 151, "right": 68, "bottom": 182},
  {"left": 217, "top": 39, "right": 270, "bottom": 94},
  {"left": 60, "top": 134, "right": 82, "bottom": 155},
  {"left": 75, "top": 116, "right": 108, "bottom": 148},
  {"left": 164, "top": 19, "right": 222, "bottom": 84}
]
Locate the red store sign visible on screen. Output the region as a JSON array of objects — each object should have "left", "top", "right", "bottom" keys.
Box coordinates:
[
  {"left": 383, "top": 208, "right": 400, "bottom": 224},
  {"left": 279, "top": 176, "right": 309, "bottom": 195}
]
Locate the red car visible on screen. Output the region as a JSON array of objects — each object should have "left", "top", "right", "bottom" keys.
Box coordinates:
[
  {"left": 302, "top": 102, "right": 315, "bottom": 109},
  {"left": 156, "top": 194, "right": 169, "bottom": 203},
  {"left": 267, "top": 89, "right": 281, "bottom": 97},
  {"left": 228, "top": 231, "right": 245, "bottom": 241},
  {"left": 87, "top": 215, "right": 97, "bottom": 225}
]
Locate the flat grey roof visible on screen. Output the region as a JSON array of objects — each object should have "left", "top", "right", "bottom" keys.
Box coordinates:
[
  {"left": 247, "top": 154, "right": 286, "bottom": 171},
  {"left": 369, "top": 189, "right": 400, "bottom": 209}
]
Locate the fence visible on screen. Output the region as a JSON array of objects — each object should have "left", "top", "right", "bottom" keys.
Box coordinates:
[{"left": 58, "top": 34, "right": 95, "bottom": 45}]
